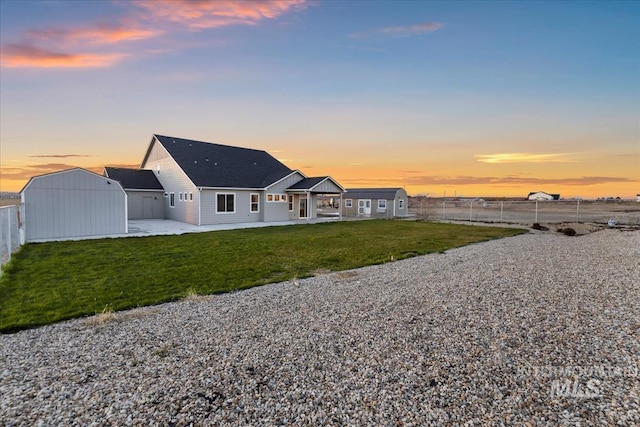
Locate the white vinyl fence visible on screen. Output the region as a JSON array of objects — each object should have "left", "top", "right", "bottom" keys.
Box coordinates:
[
  {"left": 1, "top": 205, "right": 22, "bottom": 268},
  {"left": 410, "top": 199, "right": 640, "bottom": 226}
]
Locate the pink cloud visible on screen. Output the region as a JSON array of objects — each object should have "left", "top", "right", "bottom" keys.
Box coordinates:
[
  {"left": 27, "top": 23, "right": 161, "bottom": 45},
  {"left": 2, "top": 1, "right": 309, "bottom": 69},
  {"left": 1, "top": 44, "right": 126, "bottom": 68},
  {"left": 132, "top": 0, "right": 309, "bottom": 30}
]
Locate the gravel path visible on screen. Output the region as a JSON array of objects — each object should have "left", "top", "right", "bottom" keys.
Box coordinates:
[{"left": 1, "top": 229, "right": 639, "bottom": 426}]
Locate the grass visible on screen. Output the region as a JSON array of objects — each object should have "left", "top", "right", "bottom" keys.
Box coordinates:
[{"left": 0, "top": 220, "right": 525, "bottom": 332}]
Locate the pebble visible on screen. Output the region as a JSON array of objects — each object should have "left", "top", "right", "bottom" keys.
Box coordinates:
[{"left": 1, "top": 229, "right": 638, "bottom": 425}]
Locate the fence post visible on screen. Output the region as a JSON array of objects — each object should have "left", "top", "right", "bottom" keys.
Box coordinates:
[
  {"left": 576, "top": 199, "right": 580, "bottom": 222},
  {"left": 500, "top": 201, "right": 504, "bottom": 223},
  {"left": 535, "top": 200, "right": 538, "bottom": 223}
]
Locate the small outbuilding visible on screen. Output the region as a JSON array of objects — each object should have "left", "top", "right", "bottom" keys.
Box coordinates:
[
  {"left": 104, "top": 167, "right": 165, "bottom": 219},
  {"left": 342, "top": 188, "right": 408, "bottom": 218},
  {"left": 527, "top": 191, "right": 560, "bottom": 201},
  {"left": 20, "top": 168, "right": 127, "bottom": 241}
]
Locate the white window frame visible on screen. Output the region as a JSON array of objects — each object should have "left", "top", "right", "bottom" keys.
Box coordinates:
[
  {"left": 267, "top": 193, "right": 288, "bottom": 203},
  {"left": 250, "top": 193, "right": 260, "bottom": 213},
  {"left": 398, "top": 199, "right": 404, "bottom": 209},
  {"left": 169, "top": 192, "right": 175, "bottom": 208},
  {"left": 189, "top": 192, "right": 193, "bottom": 202},
  {"left": 216, "top": 192, "right": 236, "bottom": 214},
  {"left": 377, "top": 199, "right": 387, "bottom": 211},
  {"left": 179, "top": 192, "right": 183, "bottom": 202},
  {"left": 345, "top": 199, "right": 353, "bottom": 208},
  {"left": 288, "top": 195, "right": 294, "bottom": 212}
]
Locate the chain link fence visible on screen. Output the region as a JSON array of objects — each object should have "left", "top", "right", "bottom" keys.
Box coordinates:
[
  {"left": 1, "top": 205, "right": 22, "bottom": 269},
  {"left": 409, "top": 199, "right": 640, "bottom": 226}
]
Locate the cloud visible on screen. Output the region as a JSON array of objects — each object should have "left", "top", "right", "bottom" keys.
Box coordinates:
[
  {"left": 351, "top": 21, "right": 444, "bottom": 39},
  {"left": 475, "top": 153, "right": 581, "bottom": 164},
  {"left": 2, "top": 0, "right": 309, "bottom": 69},
  {"left": 1, "top": 43, "right": 126, "bottom": 68},
  {"left": 0, "top": 163, "right": 138, "bottom": 182},
  {"left": 131, "top": 0, "right": 309, "bottom": 30},
  {"left": 27, "top": 23, "right": 161, "bottom": 45},
  {"left": 28, "top": 154, "right": 93, "bottom": 158},
  {"left": 403, "top": 175, "right": 636, "bottom": 186},
  {"left": 342, "top": 175, "right": 636, "bottom": 187}
]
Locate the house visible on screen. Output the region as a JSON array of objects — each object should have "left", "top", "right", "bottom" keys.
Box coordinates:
[
  {"left": 342, "top": 188, "right": 408, "bottom": 218},
  {"left": 104, "top": 168, "right": 164, "bottom": 219},
  {"left": 20, "top": 168, "right": 127, "bottom": 241},
  {"left": 114, "top": 134, "right": 344, "bottom": 225},
  {"left": 637, "top": 194, "right": 640, "bottom": 202},
  {"left": 527, "top": 191, "right": 560, "bottom": 201}
]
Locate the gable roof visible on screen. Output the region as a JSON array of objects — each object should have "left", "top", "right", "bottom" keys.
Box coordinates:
[
  {"left": 144, "top": 134, "right": 293, "bottom": 189},
  {"left": 20, "top": 167, "right": 126, "bottom": 195},
  {"left": 104, "top": 167, "right": 164, "bottom": 191},
  {"left": 288, "top": 176, "right": 345, "bottom": 193},
  {"left": 344, "top": 188, "right": 403, "bottom": 200}
]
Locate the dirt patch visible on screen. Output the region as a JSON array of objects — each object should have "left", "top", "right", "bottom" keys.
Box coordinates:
[{"left": 553, "top": 222, "right": 604, "bottom": 235}]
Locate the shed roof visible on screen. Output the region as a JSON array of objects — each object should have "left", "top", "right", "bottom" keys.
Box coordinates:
[
  {"left": 145, "top": 134, "right": 293, "bottom": 189},
  {"left": 104, "top": 167, "right": 164, "bottom": 190},
  {"left": 344, "top": 188, "right": 403, "bottom": 200}
]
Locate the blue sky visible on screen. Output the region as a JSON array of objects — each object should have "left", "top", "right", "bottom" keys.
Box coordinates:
[{"left": 1, "top": 0, "right": 638, "bottom": 197}]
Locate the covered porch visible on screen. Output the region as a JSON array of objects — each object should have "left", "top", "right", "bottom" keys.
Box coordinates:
[{"left": 286, "top": 176, "right": 345, "bottom": 221}]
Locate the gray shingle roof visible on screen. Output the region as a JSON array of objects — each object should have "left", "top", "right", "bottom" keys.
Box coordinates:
[
  {"left": 104, "top": 167, "right": 163, "bottom": 190},
  {"left": 344, "top": 188, "right": 402, "bottom": 200},
  {"left": 287, "top": 177, "right": 327, "bottom": 190},
  {"left": 153, "top": 134, "right": 293, "bottom": 188}
]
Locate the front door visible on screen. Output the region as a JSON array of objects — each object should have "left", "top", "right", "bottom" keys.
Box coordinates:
[
  {"left": 299, "top": 196, "right": 308, "bottom": 218},
  {"left": 358, "top": 199, "right": 371, "bottom": 216}
]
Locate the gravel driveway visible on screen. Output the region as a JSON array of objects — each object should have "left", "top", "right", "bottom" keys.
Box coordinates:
[{"left": 1, "top": 229, "right": 639, "bottom": 425}]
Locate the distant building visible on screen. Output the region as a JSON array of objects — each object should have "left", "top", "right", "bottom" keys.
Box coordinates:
[
  {"left": 342, "top": 188, "right": 408, "bottom": 218},
  {"left": 636, "top": 194, "right": 640, "bottom": 202},
  {"left": 527, "top": 191, "right": 560, "bottom": 201}
]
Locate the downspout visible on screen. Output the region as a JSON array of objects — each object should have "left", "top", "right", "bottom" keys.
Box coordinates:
[
  {"left": 306, "top": 190, "right": 310, "bottom": 223},
  {"left": 339, "top": 193, "right": 343, "bottom": 222},
  {"left": 393, "top": 197, "right": 396, "bottom": 218},
  {"left": 198, "top": 188, "right": 201, "bottom": 225}
]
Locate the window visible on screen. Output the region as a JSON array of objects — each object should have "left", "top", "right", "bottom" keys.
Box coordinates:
[
  {"left": 288, "top": 195, "right": 294, "bottom": 211},
  {"left": 189, "top": 192, "right": 193, "bottom": 202},
  {"left": 345, "top": 199, "right": 353, "bottom": 208},
  {"left": 250, "top": 193, "right": 259, "bottom": 213},
  {"left": 398, "top": 199, "right": 404, "bottom": 209},
  {"left": 170, "top": 192, "right": 175, "bottom": 208},
  {"left": 216, "top": 193, "right": 235, "bottom": 213},
  {"left": 267, "top": 193, "right": 288, "bottom": 203},
  {"left": 179, "top": 192, "right": 183, "bottom": 202},
  {"left": 378, "top": 199, "right": 387, "bottom": 211}
]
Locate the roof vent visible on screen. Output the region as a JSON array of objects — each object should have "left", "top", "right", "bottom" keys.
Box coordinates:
[
  {"left": 194, "top": 160, "right": 197, "bottom": 164},
  {"left": 214, "top": 162, "right": 218, "bottom": 166},
  {"left": 189, "top": 143, "right": 192, "bottom": 147}
]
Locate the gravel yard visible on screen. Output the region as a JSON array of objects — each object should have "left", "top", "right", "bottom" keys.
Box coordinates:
[{"left": 1, "top": 229, "right": 639, "bottom": 426}]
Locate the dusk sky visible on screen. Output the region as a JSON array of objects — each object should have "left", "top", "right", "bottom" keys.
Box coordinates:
[{"left": 1, "top": 0, "right": 638, "bottom": 198}]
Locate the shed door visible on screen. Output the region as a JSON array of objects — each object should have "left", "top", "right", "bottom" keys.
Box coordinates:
[
  {"left": 143, "top": 197, "right": 154, "bottom": 218},
  {"left": 358, "top": 199, "right": 371, "bottom": 216}
]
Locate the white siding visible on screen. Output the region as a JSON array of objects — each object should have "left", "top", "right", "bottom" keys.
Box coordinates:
[
  {"left": 126, "top": 191, "right": 165, "bottom": 219},
  {"left": 313, "top": 179, "right": 342, "bottom": 194},
  {"left": 264, "top": 172, "right": 306, "bottom": 222},
  {"left": 141, "top": 139, "right": 199, "bottom": 224},
  {"left": 200, "top": 190, "right": 262, "bottom": 225},
  {"left": 22, "top": 169, "right": 127, "bottom": 241}
]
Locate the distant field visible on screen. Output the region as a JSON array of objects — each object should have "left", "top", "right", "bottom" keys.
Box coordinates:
[
  {"left": 410, "top": 199, "right": 640, "bottom": 225},
  {"left": 0, "top": 220, "right": 524, "bottom": 332}
]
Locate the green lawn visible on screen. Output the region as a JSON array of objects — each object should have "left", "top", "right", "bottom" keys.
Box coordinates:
[{"left": 0, "top": 220, "right": 525, "bottom": 332}]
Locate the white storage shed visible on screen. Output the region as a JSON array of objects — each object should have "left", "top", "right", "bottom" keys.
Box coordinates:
[{"left": 20, "top": 168, "right": 127, "bottom": 241}]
